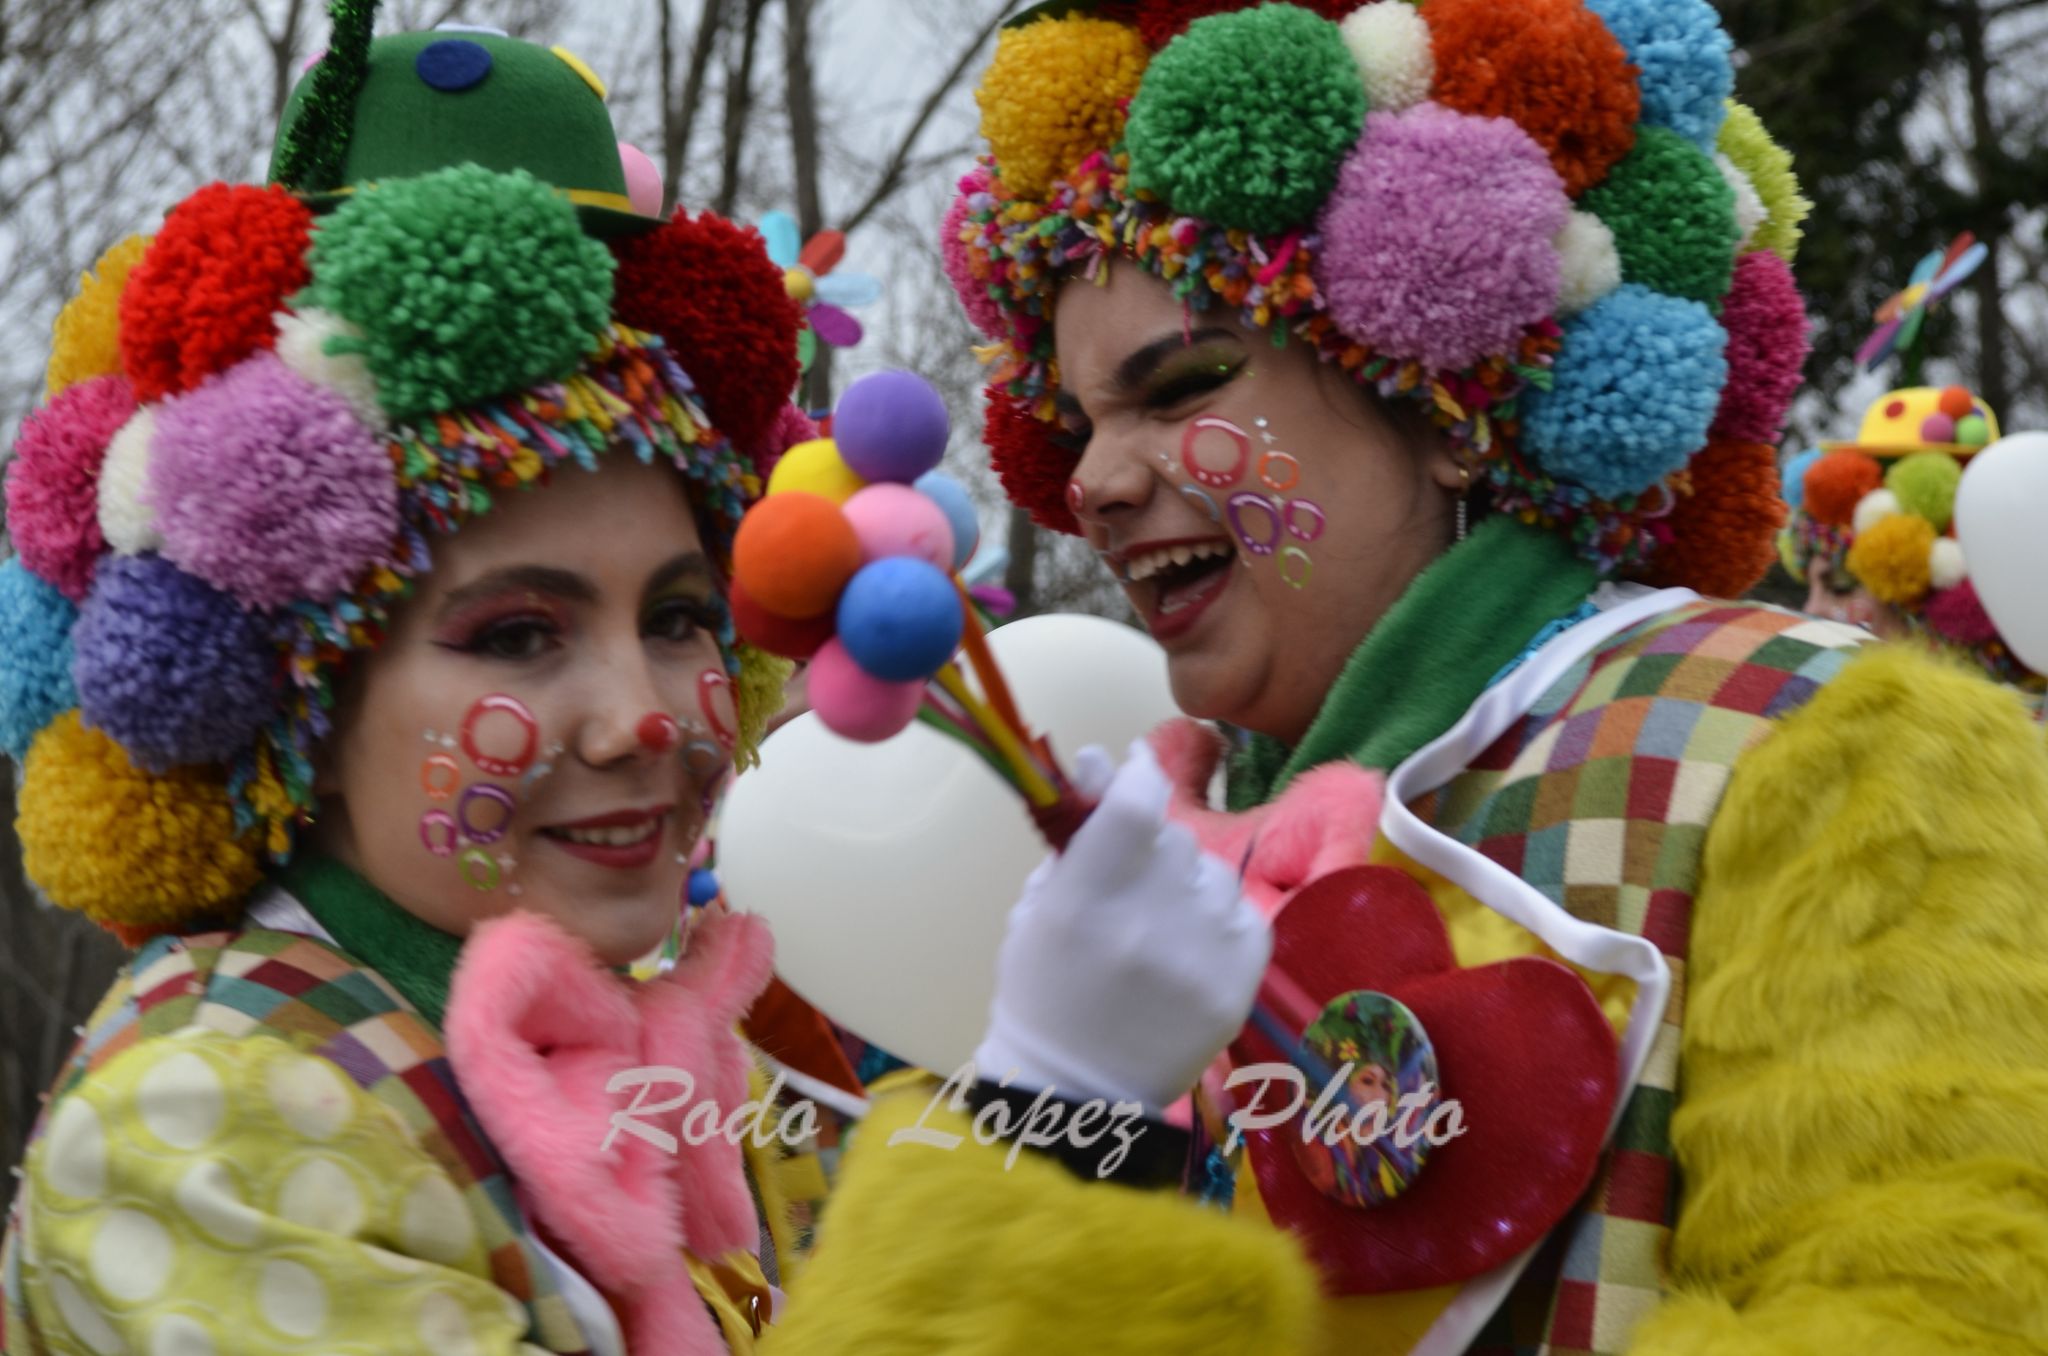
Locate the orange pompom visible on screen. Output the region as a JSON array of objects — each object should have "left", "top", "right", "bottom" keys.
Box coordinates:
[
  {"left": 1937, "top": 385, "right": 1975, "bottom": 420},
  {"left": 1638, "top": 441, "right": 1785, "bottom": 598},
  {"left": 1422, "top": 0, "right": 1640, "bottom": 196},
  {"left": 1800, "top": 450, "right": 1883, "bottom": 528},
  {"left": 733, "top": 492, "right": 861, "bottom": 620}
]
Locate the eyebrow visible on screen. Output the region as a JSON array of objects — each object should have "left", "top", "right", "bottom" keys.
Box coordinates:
[
  {"left": 434, "top": 553, "right": 714, "bottom": 622},
  {"left": 1054, "top": 326, "right": 1243, "bottom": 418}
]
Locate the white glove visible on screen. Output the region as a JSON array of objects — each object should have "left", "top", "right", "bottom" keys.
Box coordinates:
[{"left": 972, "top": 740, "right": 1272, "bottom": 1115}]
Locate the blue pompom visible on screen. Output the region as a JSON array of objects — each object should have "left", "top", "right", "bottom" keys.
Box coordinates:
[
  {"left": 71, "top": 555, "right": 278, "bottom": 772},
  {"left": 1781, "top": 448, "right": 1821, "bottom": 511},
  {"left": 1522, "top": 284, "right": 1728, "bottom": 501},
  {"left": 0, "top": 558, "right": 79, "bottom": 761},
  {"left": 687, "top": 868, "right": 721, "bottom": 909},
  {"left": 837, "top": 558, "right": 964, "bottom": 682},
  {"left": 1584, "top": 0, "right": 1733, "bottom": 149},
  {"left": 915, "top": 472, "right": 981, "bottom": 571}
]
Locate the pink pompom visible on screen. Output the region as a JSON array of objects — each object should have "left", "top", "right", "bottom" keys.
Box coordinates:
[
  {"left": 1710, "top": 250, "right": 1809, "bottom": 444},
  {"left": 754, "top": 401, "right": 820, "bottom": 478},
  {"left": 843, "top": 484, "right": 957, "bottom": 569},
  {"left": 1315, "top": 103, "right": 1568, "bottom": 372},
  {"left": 943, "top": 168, "right": 1007, "bottom": 340},
  {"left": 148, "top": 351, "right": 397, "bottom": 611},
  {"left": 1925, "top": 579, "right": 2000, "bottom": 647},
  {"left": 618, "top": 142, "right": 665, "bottom": 218},
  {"left": 808, "top": 638, "right": 923, "bottom": 743},
  {"left": 6, "top": 375, "right": 136, "bottom": 601}
]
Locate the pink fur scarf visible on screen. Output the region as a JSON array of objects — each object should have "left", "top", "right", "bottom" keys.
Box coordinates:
[
  {"left": 446, "top": 907, "right": 774, "bottom": 1355},
  {"left": 1148, "top": 719, "right": 1386, "bottom": 919}
]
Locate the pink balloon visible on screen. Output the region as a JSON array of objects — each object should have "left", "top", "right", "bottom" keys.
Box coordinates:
[
  {"left": 842, "top": 484, "right": 957, "bottom": 570},
  {"left": 808, "top": 639, "right": 923, "bottom": 743},
  {"left": 618, "top": 142, "right": 664, "bottom": 218}
]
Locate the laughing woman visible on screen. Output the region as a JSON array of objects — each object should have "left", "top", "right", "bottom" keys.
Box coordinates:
[
  {"left": 795, "top": 0, "right": 2048, "bottom": 1352},
  {"left": 0, "top": 19, "right": 1296, "bottom": 1356}
]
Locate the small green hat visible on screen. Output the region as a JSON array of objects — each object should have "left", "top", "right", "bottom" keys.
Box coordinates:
[{"left": 268, "top": 26, "right": 658, "bottom": 237}]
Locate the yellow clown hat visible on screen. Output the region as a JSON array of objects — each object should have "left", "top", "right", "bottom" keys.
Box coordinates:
[{"left": 1821, "top": 385, "right": 2001, "bottom": 459}]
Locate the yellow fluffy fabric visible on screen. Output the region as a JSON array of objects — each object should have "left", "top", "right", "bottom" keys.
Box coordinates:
[
  {"left": 763, "top": 1083, "right": 1319, "bottom": 1354},
  {"left": 1632, "top": 643, "right": 2048, "bottom": 1353},
  {"left": 44, "top": 234, "right": 150, "bottom": 398}
]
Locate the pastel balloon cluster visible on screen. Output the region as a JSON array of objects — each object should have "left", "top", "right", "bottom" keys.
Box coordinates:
[{"left": 731, "top": 370, "right": 983, "bottom": 743}]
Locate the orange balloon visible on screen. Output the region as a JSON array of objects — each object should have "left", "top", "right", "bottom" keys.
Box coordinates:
[{"left": 733, "top": 492, "right": 861, "bottom": 619}]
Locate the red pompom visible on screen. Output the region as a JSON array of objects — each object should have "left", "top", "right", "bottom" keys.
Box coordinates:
[
  {"left": 611, "top": 210, "right": 803, "bottom": 458},
  {"left": 118, "top": 184, "right": 312, "bottom": 402},
  {"left": 1423, "top": 0, "right": 1640, "bottom": 197},
  {"left": 731, "top": 577, "right": 837, "bottom": 660},
  {"left": 1925, "top": 579, "right": 2000, "bottom": 647},
  {"left": 1801, "top": 450, "right": 1883, "bottom": 529},
  {"left": 984, "top": 386, "right": 1081, "bottom": 535},
  {"left": 1711, "top": 251, "right": 1809, "bottom": 445},
  {"left": 1134, "top": 0, "right": 1364, "bottom": 48},
  {"left": 1638, "top": 440, "right": 1785, "bottom": 599}
]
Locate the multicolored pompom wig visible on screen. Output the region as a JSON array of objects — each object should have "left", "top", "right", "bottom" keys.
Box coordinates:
[
  {"left": 949, "top": 0, "right": 1813, "bottom": 589},
  {"left": 1, "top": 17, "right": 804, "bottom": 938}
]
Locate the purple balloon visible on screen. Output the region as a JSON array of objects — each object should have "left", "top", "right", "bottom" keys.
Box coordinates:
[{"left": 834, "top": 370, "right": 949, "bottom": 484}]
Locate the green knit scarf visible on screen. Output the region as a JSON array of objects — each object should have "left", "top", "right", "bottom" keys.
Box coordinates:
[{"left": 271, "top": 853, "right": 464, "bottom": 1029}]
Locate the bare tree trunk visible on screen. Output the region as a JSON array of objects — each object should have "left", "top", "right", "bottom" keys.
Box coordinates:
[
  {"left": 713, "top": 0, "right": 767, "bottom": 218},
  {"left": 1957, "top": 0, "right": 2010, "bottom": 418},
  {"left": 784, "top": 0, "right": 833, "bottom": 408},
  {"left": 662, "top": 0, "right": 727, "bottom": 213},
  {"left": 1005, "top": 507, "right": 1040, "bottom": 618}
]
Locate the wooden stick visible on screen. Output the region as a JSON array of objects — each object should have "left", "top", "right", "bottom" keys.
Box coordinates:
[
  {"left": 952, "top": 580, "right": 1029, "bottom": 739},
  {"left": 935, "top": 665, "right": 1059, "bottom": 806}
]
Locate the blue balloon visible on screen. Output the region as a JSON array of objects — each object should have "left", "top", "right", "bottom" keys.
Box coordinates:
[
  {"left": 687, "top": 868, "right": 721, "bottom": 909},
  {"left": 837, "top": 558, "right": 964, "bottom": 681},
  {"left": 915, "top": 471, "right": 980, "bottom": 571}
]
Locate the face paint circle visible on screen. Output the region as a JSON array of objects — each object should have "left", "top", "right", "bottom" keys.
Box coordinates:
[
  {"left": 697, "top": 671, "right": 738, "bottom": 749},
  {"left": 1226, "top": 492, "right": 1282, "bottom": 557},
  {"left": 637, "top": 712, "right": 682, "bottom": 754},
  {"left": 1182, "top": 417, "right": 1250, "bottom": 489},
  {"left": 1285, "top": 500, "right": 1327, "bottom": 544},
  {"left": 1257, "top": 449, "right": 1301, "bottom": 493},
  {"left": 421, "top": 754, "right": 461, "bottom": 800},
  {"left": 419, "top": 810, "right": 459, "bottom": 858},
  {"left": 457, "top": 783, "right": 517, "bottom": 846},
  {"left": 1287, "top": 989, "right": 1440, "bottom": 1210},
  {"left": 1279, "top": 545, "right": 1313, "bottom": 590},
  {"left": 1178, "top": 485, "right": 1223, "bottom": 522},
  {"left": 460, "top": 694, "right": 540, "bottom": 778},
  {"left": 683, "top": 737, "right": 726, "bottom": 777},
  {"left": 460, "top": 847, "right": 501, "bottom": 893}
]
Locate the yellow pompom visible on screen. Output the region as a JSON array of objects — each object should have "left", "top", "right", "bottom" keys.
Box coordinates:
[
  {"left": 1846, "top": 513, "right": 1935, "bottom": 606},
  {"left": 44, "top": 234, "right": 152, "bottom": 399},
  {"left": 732, "top": 643, "right": 794, "bottom": 772},
  {"left": 977, "top": 16, "right": 1149, "bottom": 199},
  {"left": 766, "top": 438, "right": 866, "bottom": 504},
  {"left": 18, "top": 711, "right": 261, "bottom": 926}
]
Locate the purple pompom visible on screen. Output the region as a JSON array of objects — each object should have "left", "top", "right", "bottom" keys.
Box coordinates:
[
  {"left": 1316, "top": 104, "right": 1569, "bottom": 373},
  {"left": 148, "top": 350, "right": 397, "bottom": 611},
  {"left": 71, "top": 554, "right": 277, "bottom": 771}
]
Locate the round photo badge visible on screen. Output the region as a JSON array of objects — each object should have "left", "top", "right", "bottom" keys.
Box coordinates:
[{"left": 1290, "top": 989, "right": 1440, "bottom": 1208}]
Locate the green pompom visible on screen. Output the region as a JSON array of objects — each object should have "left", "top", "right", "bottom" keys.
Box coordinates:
[
  {"left": 300, "top": 164, "right": 615, "bottom": 422},
  {"left": 1885, "top": 451, "right": 1962, "bottom": 532},
  {"left": 1717, "top": 102, "right": 1809, "bottom": 263},
  {"left": 1581, "top": 126, "right": 1737, "bottom": 306},
  {"left": 1124, "top": 6, "right": 1366, "bottom": 234}
]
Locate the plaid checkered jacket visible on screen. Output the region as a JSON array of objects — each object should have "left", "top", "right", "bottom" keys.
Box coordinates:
[{"left": 1420, "top": 600, "right": 1866, "bottom": 1354}]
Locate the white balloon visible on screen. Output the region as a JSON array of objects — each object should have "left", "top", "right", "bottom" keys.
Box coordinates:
[
  {"left": 718, "top": 613, "right": 1179, "bottom": 1074},
  {"left": 1954, "top": 432, "right": 2048, "bottom": 673}
]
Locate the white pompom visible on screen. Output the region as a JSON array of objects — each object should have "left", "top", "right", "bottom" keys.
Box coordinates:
[
  {"left": 1929, "top": 536, "right": 1968, "bottom": 590},
  {"left": 274, "top": 308, "right": 386, "bottom": 432},
  {"left": 1554, "top": 212, "right": 1622, "bottom": 315},
  {"left": 1852, "top": 488, "right": 1902, "bottom": 536},
  {"left": 1716, "top": 153, "right": 1768, "bottom": 252},
  {"left": 97, "top": 408, "right": 163, "bottom": 555},
  {"left": 1341, "top": 3, "right": 1435, "bottom": 113}
]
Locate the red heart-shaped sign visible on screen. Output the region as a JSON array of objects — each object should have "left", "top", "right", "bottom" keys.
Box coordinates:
[{"left": 1229, "top": 866, "right": 1619, "bottom": 1295}]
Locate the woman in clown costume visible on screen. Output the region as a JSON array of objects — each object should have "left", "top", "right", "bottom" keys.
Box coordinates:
[
  {"left": 798, "top": 0, "right": 2048, "bottom": 1352},
  {"left": 0, "top": 12, "right": 1297, "bottom": 1356}
]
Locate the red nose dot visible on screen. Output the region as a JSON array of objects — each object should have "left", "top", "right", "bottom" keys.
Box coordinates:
[
  {"left": 637, "top": 712, "right": 681, "bottom": 753},
  {"left": 1067, "top": 481, "right": 1085, "bottom": 512}
]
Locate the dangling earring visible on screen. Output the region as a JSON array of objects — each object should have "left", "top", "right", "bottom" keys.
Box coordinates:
[{"left": 1455, "top": 464, "right": 1472, "bottom": 543}]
